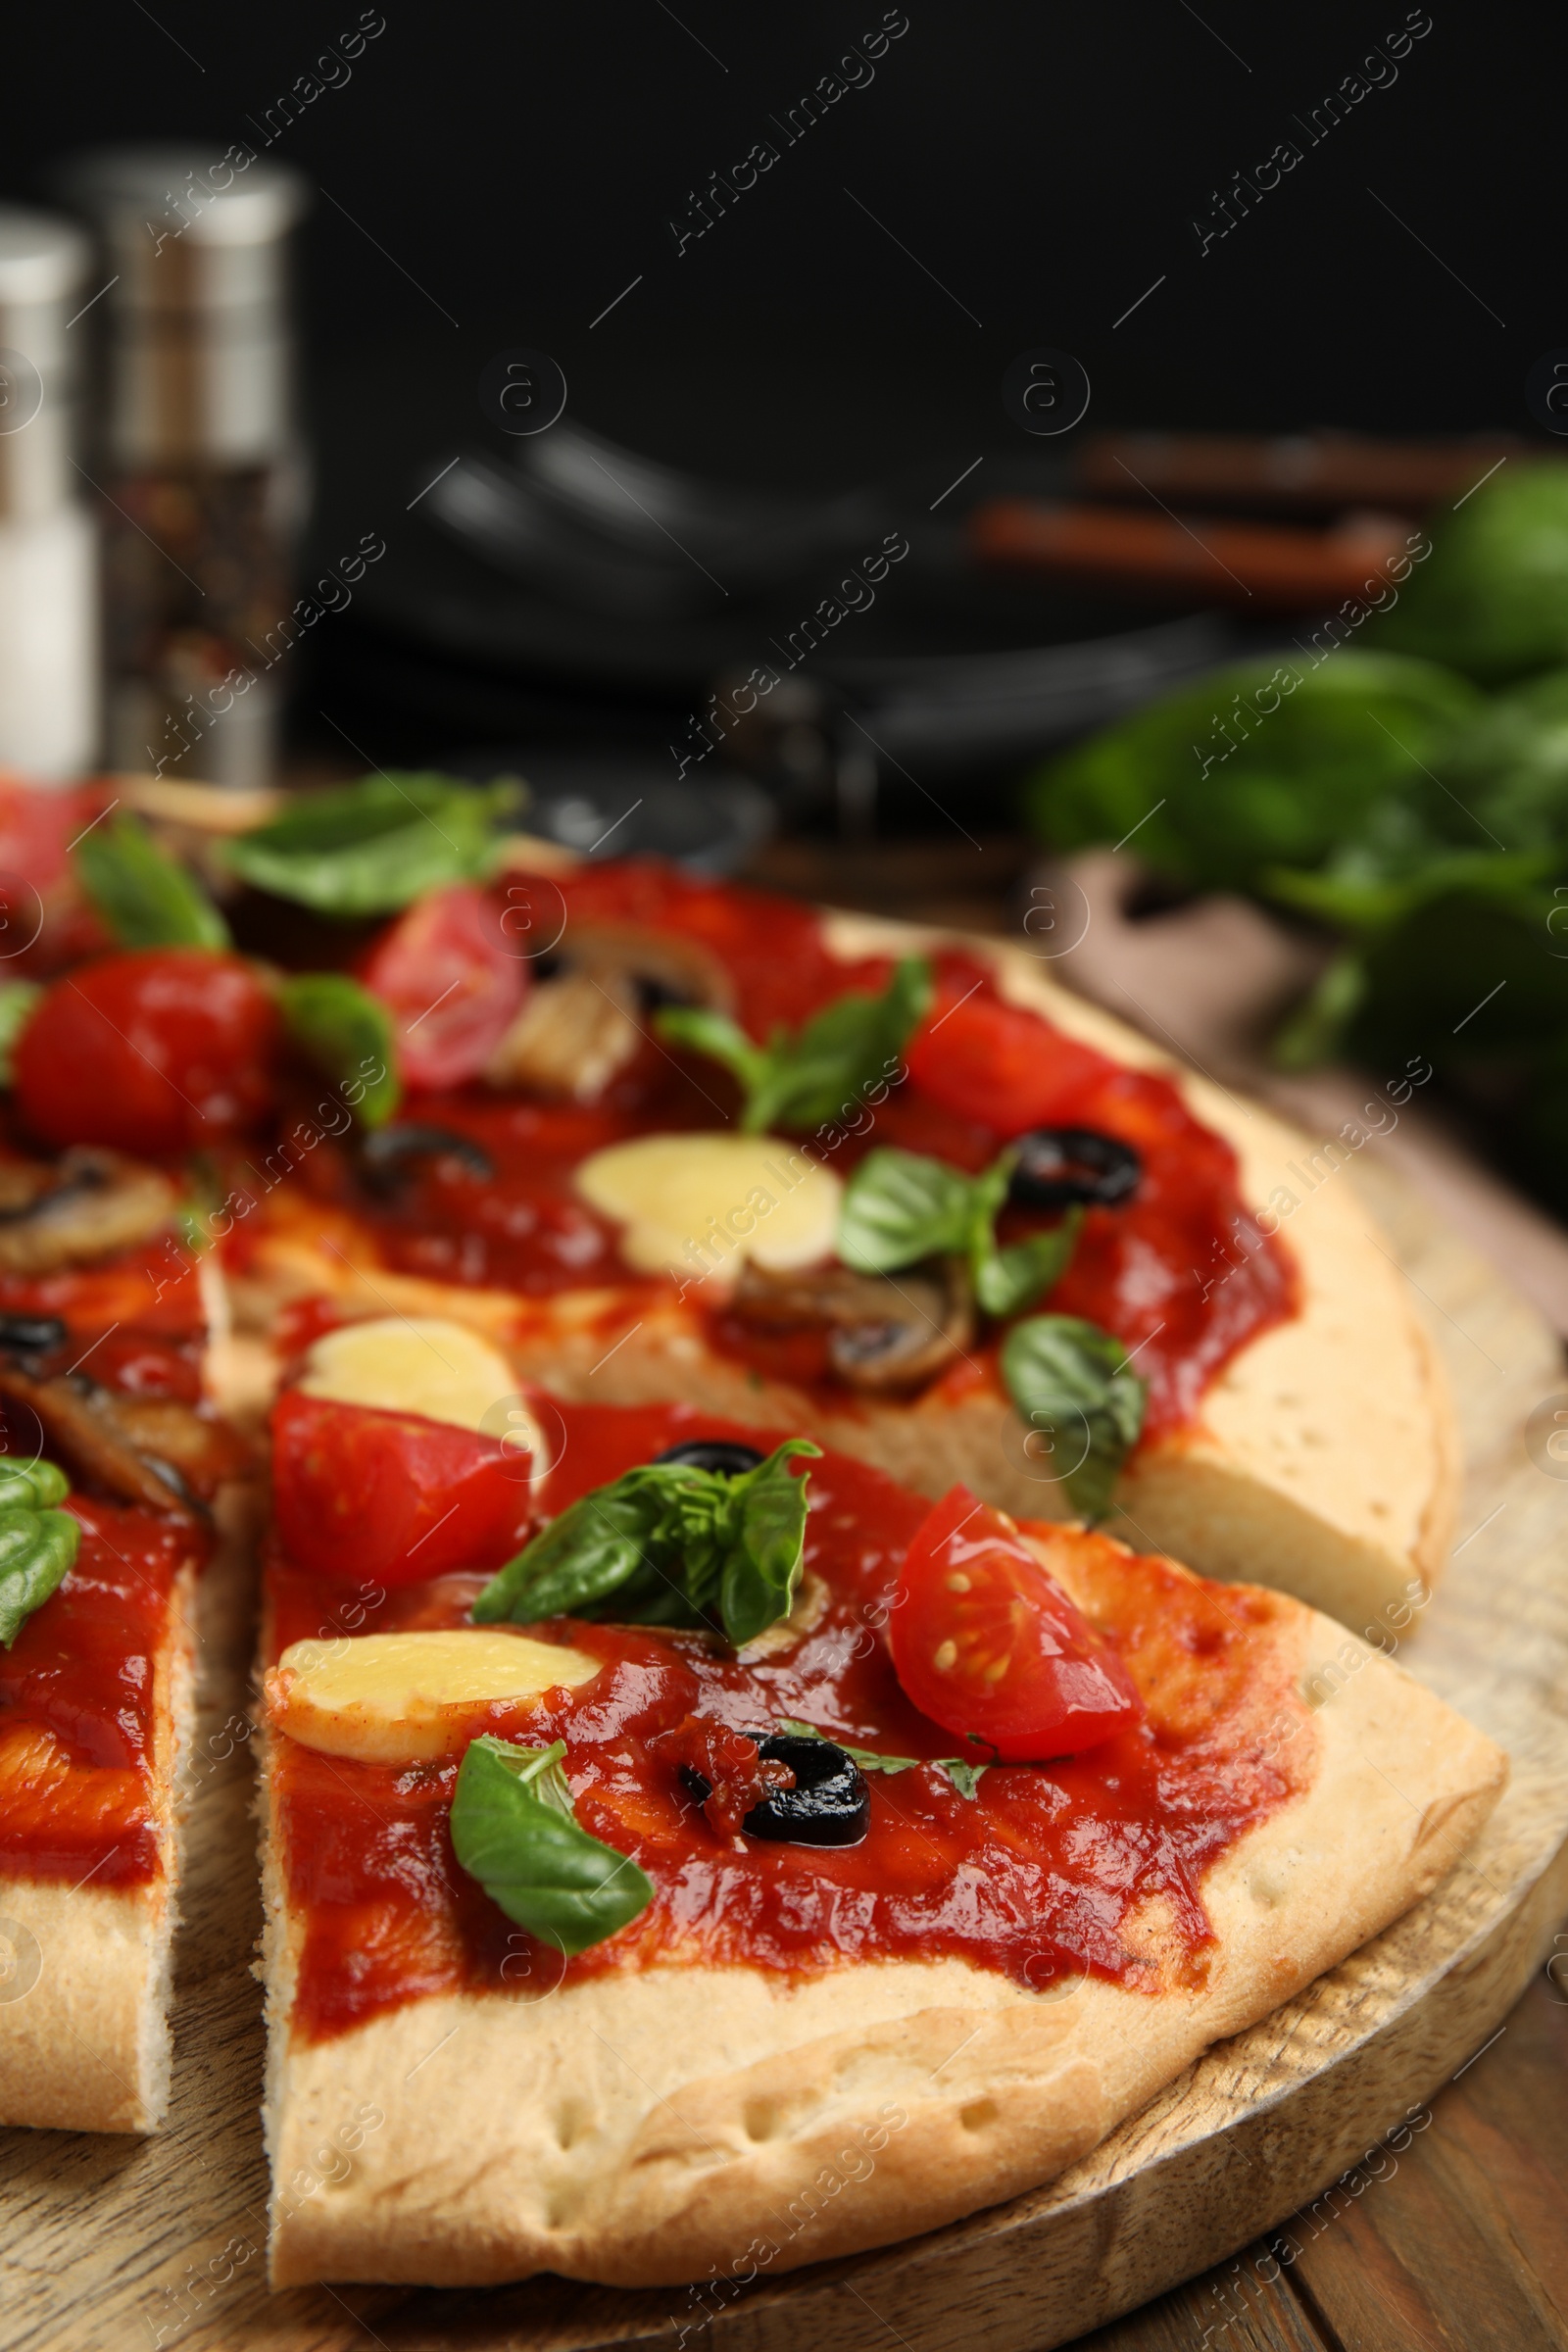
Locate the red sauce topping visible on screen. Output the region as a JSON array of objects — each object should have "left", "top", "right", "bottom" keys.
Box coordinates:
[
  {"left": 267, "top": 860, "right": 1295, "bottom": 1445},
  {"left": 270, "top": 1399, "right": 1312, "bottom": 2042},
  {"left": 0, "top": 1227, "right": 206, "bottom": 1349},
  {"left": 0, "top": 1497, "right": 206, "bottom": 1887}
]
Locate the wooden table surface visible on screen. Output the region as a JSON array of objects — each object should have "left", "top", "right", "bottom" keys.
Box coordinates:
[{"left": 752, "top": 832, "right": 1568, "bottom": 2352}]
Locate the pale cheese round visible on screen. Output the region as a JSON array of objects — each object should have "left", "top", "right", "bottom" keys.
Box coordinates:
[
  {"left": 575, "top": 1133, "right": 841, "bottom": 1286},
  {"left": 268, "top": 1629, "right": 601, "bottom": 1761},
  {"left": 298, "top": 1315, "right": 534, "bottom": 1443}
]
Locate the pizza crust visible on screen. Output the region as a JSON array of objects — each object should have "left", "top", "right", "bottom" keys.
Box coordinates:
[
  {"left": 262, "top": 1585, "right": 1503, "bottom": 2287},
  {"left": 0, "top": 1556, "right": 197, "bottom": 2133}
]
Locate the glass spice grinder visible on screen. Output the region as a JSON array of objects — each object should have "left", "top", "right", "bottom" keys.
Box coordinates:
[{"left": 51, "top": 146, "right": 311, "bottom": 790}]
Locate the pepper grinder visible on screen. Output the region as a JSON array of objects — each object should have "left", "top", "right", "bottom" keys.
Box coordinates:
[
  {"left": 52, "top": 147, "right": 311, "bottom": 789},
  {"left": 0, "top": 208, "right": 99, "bottom": 781}
]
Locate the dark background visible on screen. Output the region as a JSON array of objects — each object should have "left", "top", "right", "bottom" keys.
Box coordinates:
[
  {"left": 10, "top": 1, "right": 1553, "bottom": 439},
  {"left": 8, "top": 0, "right": 1560, "bottom": 780}
]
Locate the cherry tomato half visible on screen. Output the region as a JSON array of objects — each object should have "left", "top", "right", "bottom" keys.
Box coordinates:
[
  {"left": 358, "top": 885, "right": 526, "bottom": 1091},
  {"left": 13, "top": 948, "right": 279, "bottom": 1154},
  {"left": 271, "top": 1389, "right": 534, "bottom": 1586},
  {"left": 904, "top": 969, "right": 1110, "bottom": 1138},
  {"left": 889, "top": 1486, "right": 1144, "bottom": 1762}
]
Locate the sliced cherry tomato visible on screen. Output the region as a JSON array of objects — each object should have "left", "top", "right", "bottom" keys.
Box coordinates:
[
  {"left": 13, "top": 948, "right": 279, "bottom": 1154},
  {"left": 358, "top": 885, "right": 526, "bottom": 1091},
  {"left": 271, "top": 1389, "right": 533, "bottom": 1586},
  {"left": 904, "top": 965, "right": 1110, "bottom": 1137},
  {"left": 889, "top": 1485, "right": 1143, "bottom": 1761},
  {"left": 0, "top": 776, "right": 114, "bottom": 976}
]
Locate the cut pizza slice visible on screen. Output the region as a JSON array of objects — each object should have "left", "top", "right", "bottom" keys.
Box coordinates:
[
  {"left": 256, "top": 1317, "right": 1502, "bottom": 2287},
  {"left": 0, "top": 1140, "right": 251, "bottom": 2132},
  {"left": 220, "top": 853, "right": 1455, "bottom": 1634}
]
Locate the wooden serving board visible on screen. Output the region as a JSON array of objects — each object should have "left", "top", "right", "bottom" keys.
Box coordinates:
[{"left": 3, "top": 1161, "right": 1566, "bottom": 2352}]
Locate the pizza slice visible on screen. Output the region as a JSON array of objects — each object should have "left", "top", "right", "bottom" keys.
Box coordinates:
[
  {"left": 211, "top": 848, "right": 1454, "bottom": 1633},
  {"left": 0, "top": 1139, "right": 250, "bottom": 2132},
  {"left": 256, "top": 1314, "right": 1502, "bottom": 2287}
]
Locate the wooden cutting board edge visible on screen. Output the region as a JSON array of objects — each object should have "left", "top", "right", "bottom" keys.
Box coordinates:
[{"left": 2, "top": 1147, "right": 1565, "bottom": 2352}]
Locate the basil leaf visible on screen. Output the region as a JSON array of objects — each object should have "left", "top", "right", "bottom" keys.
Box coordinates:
[
  {"left": 225, "top": 773, "right": 506, "bottom": 916},
  {"left": 775, "top": 1719, "right": 989, "bottom": 1799},
  {"left": 838, "top": 1148, "right": 975, "bottom": 1272},
  {"left": 973, "top": 1204, "right": 1084, "bottom": 1319},
  {"left": 0, "top": 1502, "right": 79, "bottom": 1647},
  {"left": 472, "top": 1441, "right": 820, "bottom": 1647},
  {"left": 450, "top": 1735, "right": 652, "bottom": 1956},
  {"left": 1001, "top": 1313, "right": 1147, "bottom": 1522},
  {"left": 719, "top": 1440, "right": 819, "bottom": 1644},
  {"left": 0, "top": 1460, "right": 69, "bottom": 1509},
  {"left": 276, "top": 974, "right": 401, "bottom": 1129},
  {"left": 74, "top": 812, "right": 230, "bottom": 951},
  {"left": 1269, "top": 947, "right": 1369, "bottom": 1072},
  {"left": 649, "top": 1006, "right": 769, "bottom": 1102},
  {"left": 659, "top": 957, "right": 931, "bottom": 1135},
  {"left": 469, "top": 1475, "right": 688, "bottom": 1627},
  {"left": 0, "top": 982, "right": 42, "bottom": 1087},
  {"left": 1025, "top": 653, "right": 1482, "bottom": 896},
  {"left": 840, "top": 1144, "right": 1082, "bottom": 1320}
]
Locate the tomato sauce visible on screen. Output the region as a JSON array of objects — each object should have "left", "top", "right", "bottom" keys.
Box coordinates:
[
  {"left": 0, "top": 1495, "right": 207, "bottom": 1887},
  {"left": 270, "top": 1399, "right": 1312, "bottom": 2043},
  {"left": 0, "top": 1197, "right": 222, "bottom": 1886},
  {"left": 268, "top": 861, "right": 1295, "bottom": 1444}
]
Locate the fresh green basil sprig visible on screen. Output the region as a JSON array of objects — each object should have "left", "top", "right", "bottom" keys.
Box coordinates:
[
  {"left": 657, "top": 957, "right": 931, "bottom": 1135},
  {"left": 776, "top": 1718, "right": 990, "bottom": 1799},
  {"left": 449, "top": 1735, "right": 652, "bottom": 1955},
  {"left": 472, "top": 1440, "right": 820, "bottom": 1647},
  {"left": 74, "top": 812, "right": 231, "bottom": 951},
  {"left": 225, "top": 773, "right": 514, "bottom": 916},
  {"left": 275, "top": 973, "right": 401, "bottom": 1129},
  {"left": 1000, "top": 1315, "right": 1148, "bottom": 1523},
  {"left": 0, "top": 982, "right": 42, "bottom": 1087},
  {"left": 839, "top": 1144, "right": 1083, "bottom": 1320},
  {"left": 0, "top": 1460, "right": 80, "bottom": 1647}
]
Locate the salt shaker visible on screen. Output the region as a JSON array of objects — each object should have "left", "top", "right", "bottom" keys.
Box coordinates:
[{"left": 0, "top": 208, "right": 99, "bottom": 781}]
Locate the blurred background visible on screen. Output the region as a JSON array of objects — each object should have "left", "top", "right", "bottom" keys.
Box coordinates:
[{"left": 5, "top": 0, "right": 1568, "bottom": 1251}]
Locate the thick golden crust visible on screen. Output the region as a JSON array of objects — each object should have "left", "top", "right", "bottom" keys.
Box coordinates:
[
  {"left": 222, "top": 906, "right": 1459, "bottom": 1630},
  {"left": 0, "top": 1555, "right": 198, "bottom": 2133},
  {"left": 262, "top": 1584, "right": 1503, "bottom": 2288}
]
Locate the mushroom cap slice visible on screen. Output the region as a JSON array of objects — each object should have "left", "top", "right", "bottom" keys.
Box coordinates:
[
  {"left": 730, "top": 1255, "right": 976, "bottom": 1393},
  {"left": 0, "top": 1150, "right": 177, "bottom": 1277}
]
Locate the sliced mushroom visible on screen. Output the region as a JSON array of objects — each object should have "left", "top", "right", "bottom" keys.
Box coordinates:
[
  {"left": 730, "top": 1256, "right": 975, "bottom": 1394},
  {"left": 0, "top": 1151, "right": 177, "bottom": 1277},
  {"left": 0, "top": 1363, "right": 211, "bottom": 1520},
  {"left": 561, "top": 920, "right": 737, "bottom": 1014},
  {"left": 485, "top": 918, "right": 736, "bottom": 1102},
  {"left": 485, "top": 967, "right": 643, "bottom": 1098},
  {"left": 92, "top": 1395, "right": 251, "bottom": 1499}
]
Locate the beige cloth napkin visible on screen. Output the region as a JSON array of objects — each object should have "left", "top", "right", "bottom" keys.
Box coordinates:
[{"left": 1040, "top": 851, "right": 1568, "bottom": 1342}]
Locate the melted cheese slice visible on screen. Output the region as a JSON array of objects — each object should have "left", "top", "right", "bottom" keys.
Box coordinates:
[
  {"left": 298, "top": 1315, "right": 535, "bottom": 1445},
  {"left": 575, "top": 1133, "right": 841, "bottom": 1285},
  {"left": 268, "top": 1630, "right": 601, "bottom": 1761}
]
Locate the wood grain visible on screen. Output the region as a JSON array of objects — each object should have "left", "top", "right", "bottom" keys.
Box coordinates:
[{"left": 1, "top": 1160, "right": 1565, "bottom": 2352}]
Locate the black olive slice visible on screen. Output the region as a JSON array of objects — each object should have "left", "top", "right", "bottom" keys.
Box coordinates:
[
  {"left": 1008, "top": 1126, "right": 1142, "bottom": 1211},
  {"left": 0, "top": 1313, "right": 68, "bottom": 1361},
  {"left": 652, "top": 1439, "right": 766, "bottom": 1478},
  {"left": 358, "top": 1125, "right": 496, "bottom": 1198},
  {"left": 681, "top": 1733, "right": 869, "bottom": 1847}
]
